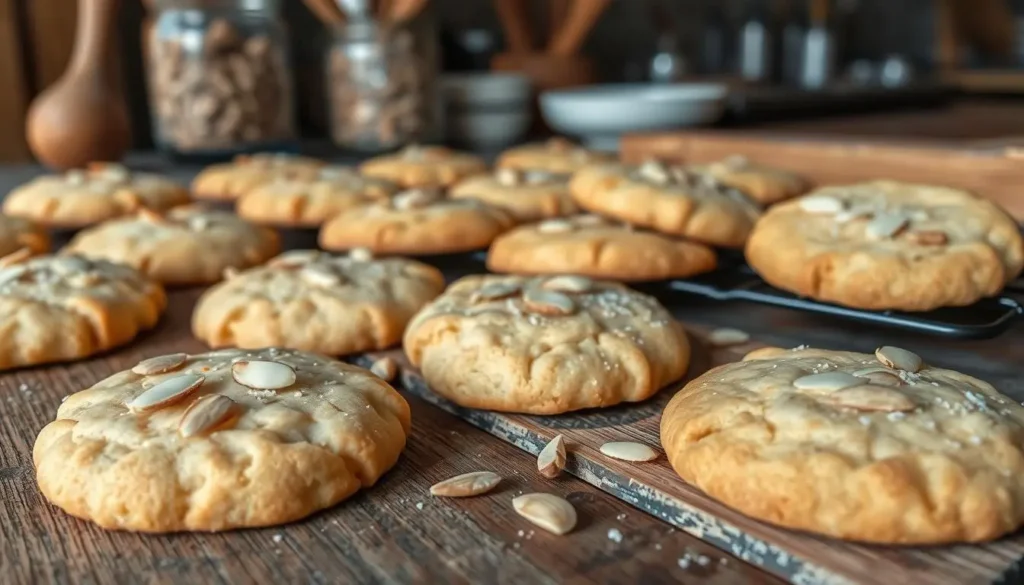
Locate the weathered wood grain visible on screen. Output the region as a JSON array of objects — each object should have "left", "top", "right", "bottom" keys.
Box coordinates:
[{"left": 0, "top": 289, "right": 783, "bottom": 585}]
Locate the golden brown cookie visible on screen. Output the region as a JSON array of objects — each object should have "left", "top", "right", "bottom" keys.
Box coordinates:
[
  {"left": 488, "top": 215, "right": 717, "bottom": 281},
  {"left": 403, "top": 274, "right": 690, "bottom": 414},
  {"left": 0, "top": 215, "right": 49, "bottom": 257},
  {"left": 64, "top": 206, "right": 280, "bottom": 286},
  {"left": 0, "top": 252, "right": 165, "bottom": 370},
  {"left": 191, "top": 153, "right": 325, "bottom": 202},
  {"left": 193, "top": 249, "right": 445, "bottom": 355},
  {"left": 661, "top": 345, "right": 1024, "bottom": 544},
  {"left": 359, "top": 145, "right": 487, "bottom": 188},
  {"left": 34, "top": 347, "right": 410, "bottom": 532},
  {"left": 745, "top": 181, "right": 1024, "bottom": 311},
  {"left": 318, "top": 188, "right": 516, "bottom": 255},
  {"left": 496, "top": 138, "right": 614, "bottom": 175},
  {"left": 236, "top": 166, "right": 399, "bottom": 227},
  {"left": 569, "top": 160, "right": 760, "bottom": 248},
  {"left": 690, "top": 155, "right": 808, "bottom": 205},
  {"left": 449, "top": 168, "right": 577, "bottom": 222},
  {"left": 3, "top": 164, "right": 190, "bottom": 229}
]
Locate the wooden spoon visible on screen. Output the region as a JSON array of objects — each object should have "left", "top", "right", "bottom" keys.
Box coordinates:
[
  {"left": 303, "top": 0, "right": 346, "bottom": 25},
  {"left": 386, "top": 0, "right": 428, "bottom": 24},
  {"left": 495, "top": 0, "right": 533, "bottom": 53},
  {"left": 547, "top": 0, "right": 609, "bottom": 56},
  {"left": 26, "top": 0, "right": 130, "bottom": 169}
]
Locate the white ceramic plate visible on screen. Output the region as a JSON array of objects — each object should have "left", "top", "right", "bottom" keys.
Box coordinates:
[{"left": 540, "top": 83, "right": 727, "bottom": 151}]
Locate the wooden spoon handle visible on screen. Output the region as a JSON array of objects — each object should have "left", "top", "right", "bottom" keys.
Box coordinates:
[
  {"left": 70, "top": 0, "right": 121, "bottom": 75},
  {"left": 303, "top": 0, "right": 346, "bottom": 25},
  {"left": 547, "top": 0, "right": 609, "bottom": 56},
  {"left": 495, "top": 0, "right": 533, "bottom": 53},
  {"left": 387, "top": 0, "right": 427, "bottom": 23}
]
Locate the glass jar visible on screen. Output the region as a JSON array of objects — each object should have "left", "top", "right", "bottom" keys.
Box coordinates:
[
  {"left": 326, "top": 13, "right": 441, "bottom": 152},
  {"left": 146, "top": 0, "right": 297, "bottom": 157}
]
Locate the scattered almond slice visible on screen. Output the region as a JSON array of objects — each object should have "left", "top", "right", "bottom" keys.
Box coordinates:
[
  {"left": 232, "top": 360, "right": 296, "bottom": 390},
  {"left": 537, "top": 435, "right": 567, "bottom": 478},
  {"left": 470, "top": 281, "right": 521, "bottom": 303},
  {"left": 793, "top": 372, "right": 861, "bottom": 392},
  {"left": 179, "top": 395, "right": 238, "bottom": 437},
  {"left": 127, "top": 374, "right": 205, "bottom": 413},
  {"left": 600, "top": 441, "right": 659, "bottom": 462},
  {"left": 875, "top": 346, "right": 923, "bottom": 373},
  {"left": 392, "top": 188, "right": 440, "bottom": 210},
  {"left": 300, "top": 264, "right": 342, "bottom": 287},
  {"left": 865, "top": 213, "right": 909, "bottom": 240},
  {"left": 637, "top": 160, "right": 671, "bottom": 185},
  {"left": 851, "top": 367, "right": 904, "bottom": 386},
  {"left": 537, "top": 219, "right": 574, "bottom": 234},
  {"left": 512, "top": 493, "right": 577, "bottom": 535},
  {"left": 522, "top": 288, "right": 575, "bottom": 316},
  {"left": 798, "top": 195, "right": 845, "bottom": 214},
  {"left": 825, "top": 385, "right": 916, "bottom": 412},
  {"left": 132, "top": 353, "right": 188, "bottom": 376},
  {"left": 706, "top": 327, "right": 750, "bottom": 347},
  {"left": 429, "top": 471, "right": 501, "bottom": 497},
  {"left": 370, "top": 356, "right": 398, "bottom": 382},
  {"left": 542, "top": 275, "right": 592, "bottom": 294},
  {"left": 905, "top": 230, "right": 948, "bottom": 246},
  {"left": 495, "top": 168, "right": 522, "bottom": 187},
  {"left": 349, "top": 247, "right": 374, "bottom": 262}
]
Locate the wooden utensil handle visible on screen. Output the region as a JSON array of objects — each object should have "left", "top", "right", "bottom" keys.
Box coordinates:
[
  {"left": 303, "top": 0, "right": 346, "bottom": 25},
  {"left": 495, "top": 0, "right": 533, "bottom": 53},
  {"left": 387, "top": 0, "right": 427, "bottom": 23},
  {"left": 547, "top": 0, "right": 609, "bottom": 56},
  {"left": 70, "top": 0, "right": 121, "bottom": 75}
]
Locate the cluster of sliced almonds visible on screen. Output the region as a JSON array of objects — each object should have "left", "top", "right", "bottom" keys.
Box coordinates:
[
  {"left": 392, "top": 188, "right": 441, "bottom": 210},
  {"left": 793, "top": 346, "right": 924, "bottom": 413},
  {"left": 467, "top": 278, "right": 591, "bottom": 317},
  {"left": 798, "top": 194, "right": 947, "bottom": 245},
  {"left": 495, "top": 168, "right": 522, "bottom": 187}
]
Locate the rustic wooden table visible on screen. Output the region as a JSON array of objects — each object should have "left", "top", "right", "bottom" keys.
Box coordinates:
[{"left": 1, "top": 146, "right": 1022, "bottom": 585}]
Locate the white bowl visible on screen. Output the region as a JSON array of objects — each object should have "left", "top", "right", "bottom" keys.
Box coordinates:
[
  {"left": 539, "top": 83, "right": 727, "bottom": 151},
  {"left": 441, "top": 73, "right": 533, "bottom": 148}
]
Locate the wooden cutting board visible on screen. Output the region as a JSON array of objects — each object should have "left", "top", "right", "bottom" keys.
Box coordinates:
[{"left": 355, "top": 324, "right": 1024, "bottom": 585}]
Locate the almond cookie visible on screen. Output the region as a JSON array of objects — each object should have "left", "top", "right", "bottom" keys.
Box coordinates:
[
  {"left": 3, "top": 164, "right": 190, "bottom": 229},
  {"left": 64, "top": 207, "right": 280, "bottom": 286},
  {"left": 661, "top": 345, "right": 1024, "bottom": 544},
  {"left": 569, "top": 160, "right": 760, "bottom": 248},
  {"left": 0, "top": 252, "right": 165, "bottom": 370},
  {"left": 745, "top": 181, "right": 1024, "bottom": 311},
  {"left": 33, "top": 347, "right": 410, "bottom": 532},
  {"left": 191, "top": 153, "right": 324, "bottom": 202},
  {"left": 449, "top": 168, "right": 578, "bottom": 222},
  {"left": 359, "top": 144, "right": 486, "bottom": 188},
  {"left": 488, "top": 215, "right": 717, "bottom": 281},
  {"left": 193, "top": 250, "right": 445, "bottom": 355},
  {"left": 0, "top": 215, "right": 49, "bottom": 257},
  {"left": 690, "top": 155, "right": 808, "bottom": 205},
  {"left": 403, "top": 274, "right": 690, "bottom": 414},
  {"left": 318, "top": 189, "right": 516, "bottom": 255},
  {"left": 496, "top": 137, "right": 613, "bottom": 175},
  {"left": 236, "top": 166, "right": 399, "bottom": 227}
]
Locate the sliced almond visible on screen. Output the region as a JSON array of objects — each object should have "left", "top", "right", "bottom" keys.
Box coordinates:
[
  {"left": 232, "top": 360, "right": 297, "bottom": 390},
  {"left": 542, "top": 275, "right": 593, "bottom": 294},
  {"left": 300, "top": 264, "right": 342, "bottom": 287},
  {"left": 470, "top": 281, "right": 521, "bottom": 303},
  {"left": 707, "top": 327, "right": 750, "bottom": 347},
  {"left": 865, "top": 213, "right": 909, "bottom": 240},
  {"left": 824, "top": 385, "right": 916, "bottom": 412},
  {"left": 132, "top": 353, "right": 188, "bottom": 376},
  {"left": 512, "top": 493, "right": 577, "bottom": 535},
  {"left": 523, "top": 288, "right": 575, "bottom": 316},
  {"left": 537, "top": 434, "right": 567, "bottom": 478},
  {"left": 269, "top": 250, "right": 321, "bottom": 268},
  {"left": 637, "top": 160, "right": 670, "bottom": 185},
  {"left": 393, "top": 188, "right": 440, "bottom": 210},
  {"left": 574, "top": 214, "right": 608, "bottom": 227},
  {"left": 127, "top": 374, "right": 205, "bottom": 413},
  {"left": 0, "top": 247, "right": 34, "bottom": 268},
  {"left": 429, "top": 471, "right": 501, "bottom": 497},
  {"left": 349, "top": 247, "right": 374, "bottom": 262},
  {"left": 600, "top": 441, "right": 659, "bottom": 462},
  {"left": 537, "top": 219, "right": 574, "bottom": 234},
  {"left": 875, "top": 346, "right": 923, "bottom": 373},
  {"left": 793, "top": 372, "right": 862, "bottom": 392},
  {"left": 495, "top": 168, "right": 522, "bottom": 187},
  {"left": 370, "top": 356, "right": 398, "bottom": 382},
  {"left": 835, "top": 206, "right": 874, "bottom": 223},
  {"left": 905, "top": 230, "right": 948, "bottom": 246},
  {"left": 852, "top": 366, "right": 904, "bottom": 386},
  {"left": 798, "top": 195, "right": 845, "bottom": 214},
  {"left": 178, "top": 394, "right": 238, "bottom": 437},
  {"left": 51, "top": 256, "right": 92, "bottom": 275}
]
